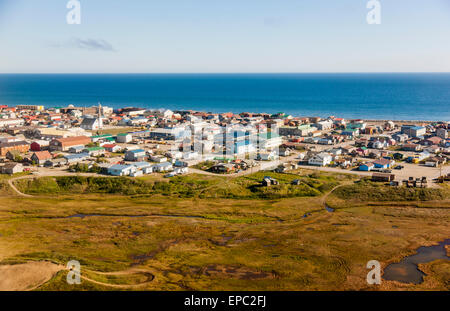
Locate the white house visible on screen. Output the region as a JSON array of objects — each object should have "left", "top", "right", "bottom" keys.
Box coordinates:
[
  {"left": 315, "top": 120, "right": 333, "bottom": 131},
  {"left": 80, "top": 117, "right": 103, "bottom": 131},
  {"left": 308, "top": 153, "right": 332, "bottom": 166},
  {"left": 107, "top": 164, "right": 136, "bottom": 176},
  {"left": 102, "top": 144, "right": 121, "bottom": 153},
  {"left": 132, "top": 161, "right": 153, "bottom": 174},
  {"left": 153, "top": 162, "right": 173, "bottom": 172},
  {"left": 116, "top": 133, "right": 132, "bottom": 143},
  {"left": 161, "top": 109, "right": 174, "bottom": 119},
  {"left": 258, "top": 150, "right": 279, "bottom": 161}
]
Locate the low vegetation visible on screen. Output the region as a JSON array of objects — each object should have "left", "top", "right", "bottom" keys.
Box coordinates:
[
  {"left": 2, "top": 171, "right": 449, "bottom": 291},
  {"left": 192, "top": 161, "right": 216, "bottom": 171},
  {"left": 69, "top": 163, "right": 102, "bottom": 174},
  {"left": 13, "top": 171, "right": 345, "bottom": 200},
  {"left": 333, "top": 179, "right": 449, "bottom": 202}
]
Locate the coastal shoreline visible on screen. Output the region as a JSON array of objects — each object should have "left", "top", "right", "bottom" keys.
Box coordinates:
[
  {"left": 363, "top": 119, "right": 446, "bottom": 124},
  {"left": 1, "top": 73, "right": 450, "bottom": 122}
]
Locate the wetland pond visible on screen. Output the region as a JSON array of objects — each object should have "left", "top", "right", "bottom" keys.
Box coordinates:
[{"left": 383, "top": 239, "right": 450, "bottom": 284}]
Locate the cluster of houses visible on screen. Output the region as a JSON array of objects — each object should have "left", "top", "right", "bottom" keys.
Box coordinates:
[
  {"left": 0, "top": 104, "right": 286, "bottom": 177},
  {"left": 0, "top": 104, "right": 449, "bottom": 185},
  {"left": 293, "top": 121, "right": 450, "bottom": 171}
]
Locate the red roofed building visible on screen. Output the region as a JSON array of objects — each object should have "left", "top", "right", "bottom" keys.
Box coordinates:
[
  {"left": 50, "top": 136, "right": 91, "bottom": 151},
  {"left": 31, "top": 151, "right": 53, "bottom": 166},
  {"left": 102, "top": 144, "right": 121, "bottom": 153},
  {"left": 424, "top": 136, "right": 442, "bottom": 146}
]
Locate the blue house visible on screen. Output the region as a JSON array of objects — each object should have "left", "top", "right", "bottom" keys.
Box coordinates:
[
  {"left": 359, "top": 163, "right": 374, "bottom": 171},
  {"left": 373, "top": 158, "right": 393, "bottom": 169}
]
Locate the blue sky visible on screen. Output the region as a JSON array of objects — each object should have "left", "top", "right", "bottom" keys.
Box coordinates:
[{"left": 0, "top": 0, "right": 449, "bottom": 73}]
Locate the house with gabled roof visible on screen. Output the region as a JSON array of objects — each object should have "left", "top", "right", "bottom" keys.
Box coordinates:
[
  {"left": 359, "top": 162, "right": 375, "bottom": 171},
  {"left": 103, "top": 144, "right": 121, "bottom": 153},
  {"left": 373, "top": 158, "right": 394, "bottom": 169},
  {"left": 50, "top": 136, "right": 91, "bottom": 151},
  {"left": 308, "top": 153, "right": 332, "bottom": 167},
  {"left": 153, "top": 162, "right": 173, "bottom": 172},
  {"left": 1, "top": 163, "right": 23, "bottom": 175},
  {"left": 80, "top": 117, "right": 102, "bottom": 131},
  {"left": 31, "top": 151, "right": 53, "bottom": 166}
]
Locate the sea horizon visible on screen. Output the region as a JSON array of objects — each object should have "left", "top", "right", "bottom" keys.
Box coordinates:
[{"left": 0, "top": 73, "right": 449, "bottom": 121}]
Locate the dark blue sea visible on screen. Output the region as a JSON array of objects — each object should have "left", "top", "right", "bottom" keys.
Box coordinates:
[{"left": 0, "top": 73, "right": 449, "bottom": 121}]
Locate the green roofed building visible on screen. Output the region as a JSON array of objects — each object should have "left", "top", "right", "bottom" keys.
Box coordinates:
[
  {"left": 83, "top": 146, "right": 106, "bottom": 156},
  {"left": 91, "top": 134, "right": 114, "bottom": 143}
]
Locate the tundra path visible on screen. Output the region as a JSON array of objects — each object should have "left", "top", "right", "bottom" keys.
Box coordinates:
[{"left": 7, "top": 172, "right": 105, "bottom": 197}]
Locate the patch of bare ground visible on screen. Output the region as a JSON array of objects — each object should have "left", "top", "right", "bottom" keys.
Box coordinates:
[{"left": 0, "top": 261, "right": 64, "bottom": 291}]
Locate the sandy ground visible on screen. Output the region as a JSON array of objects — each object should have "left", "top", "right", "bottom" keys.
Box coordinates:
[
  {"left": 0, "top": 261, "right": 155, "bottom": 291},
  {"left": 0, "top": 262, "right": 64, "bottom": 291}
]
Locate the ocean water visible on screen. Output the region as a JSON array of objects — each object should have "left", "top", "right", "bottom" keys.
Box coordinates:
[{"left": 0, "top": 73, "right": 449, "bottom": 121}]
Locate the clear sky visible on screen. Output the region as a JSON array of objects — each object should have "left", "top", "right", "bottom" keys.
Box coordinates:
[{"left": 0, "top": 0, "right": 449, "bottom": 73}]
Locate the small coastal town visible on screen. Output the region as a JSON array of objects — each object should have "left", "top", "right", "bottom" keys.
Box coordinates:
[{"left": 0, "top": 103, "right": 449, "bottom": 187}]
